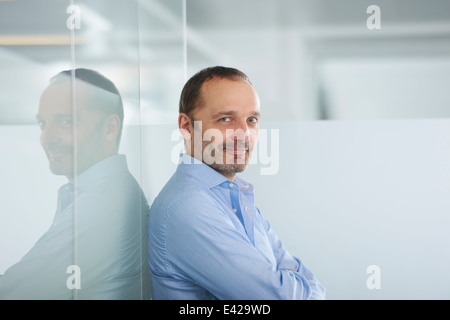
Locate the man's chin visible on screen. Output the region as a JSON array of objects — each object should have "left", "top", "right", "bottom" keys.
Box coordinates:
[
  {"left": 48, "top": 164, "right": 72, "bottom": 178},
  {"left": 201, "top": 148, "right": 253, "bottom": 176},
  {"left": 209, "top": 162, "right": 248, "bottom": 176}
]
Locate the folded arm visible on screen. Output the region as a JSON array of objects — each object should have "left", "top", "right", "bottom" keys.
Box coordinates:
[{"left": 163, "top": 194, "right": 325, "bottom": 300}]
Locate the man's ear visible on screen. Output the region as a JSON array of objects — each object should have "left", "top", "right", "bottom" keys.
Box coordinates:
[
  {"left": 178, "top": 113, "right": 192, "bottom": 140},
  {"left": 104, "top": 114, "right": 121, "bottom": 142}
]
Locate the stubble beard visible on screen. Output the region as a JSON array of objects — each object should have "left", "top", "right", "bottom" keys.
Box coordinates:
[{"left": 202, "top": 140, "right": 253, "bottom": 176}]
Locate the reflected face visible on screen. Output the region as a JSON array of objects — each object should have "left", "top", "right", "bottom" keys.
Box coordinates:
[
  {"left": 189, "top": 78, "right": 260, "bottom": 179},
  {"left": 37, "top": 81, "right": 107, "bottom": 180}
]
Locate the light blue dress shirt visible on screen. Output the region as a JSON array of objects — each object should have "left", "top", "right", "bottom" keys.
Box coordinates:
[
  {"left": 148, "top": 154, "right": 326, "bottom": 300},
  {"left": 0, "top": 155, "right": 150, "bottom": 299}
]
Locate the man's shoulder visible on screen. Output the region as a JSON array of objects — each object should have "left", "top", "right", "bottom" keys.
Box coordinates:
[
  {"left": 150, "top": 169, "right": 222, "bottom": 217},
  {"left": 153, "top": 170, "right": 206, "bottom": 205}
]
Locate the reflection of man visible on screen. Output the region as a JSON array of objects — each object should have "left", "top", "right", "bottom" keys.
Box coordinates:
[
  {"left": 0, "top": 68, "right": 150, "bottom": 299},
  {"left": 148, "top": 66, "right": 325, "bottom": 299}
]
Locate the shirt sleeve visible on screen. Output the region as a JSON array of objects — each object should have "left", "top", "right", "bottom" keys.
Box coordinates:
[
  {"left": 0, "top": 214, "right": 74, "bottom": 299},
  {"left": 163, "top": 193, "right": 325, "bottom": 300},
  {"left": 0, "top": 179, "right": 150, "bottom": 300},
  {"left": 256, "top": 208, "right": 326, "bottom": 300}
]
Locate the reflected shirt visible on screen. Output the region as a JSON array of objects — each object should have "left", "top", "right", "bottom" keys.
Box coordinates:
[
  {"left": 0, "top": 154, "right": 150, "bottom": 300},
  {"left": 148, "top": 154, "right": 326, "bottom": 300}
]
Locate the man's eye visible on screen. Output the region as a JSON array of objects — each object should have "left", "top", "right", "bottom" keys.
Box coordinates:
[
  {"left": 248, "top": 117, "right": 258, "bottom": 123},
  {"left": 60, "top": 119, "right": 73, "bottom": 126},
  {"left": 219, "top": 117, "right": 231, "bottom": 122}
]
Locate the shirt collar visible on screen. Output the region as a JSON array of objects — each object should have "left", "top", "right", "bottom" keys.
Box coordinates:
[
  {"left": 60, "top": 154, "right": 128, "bottom": 193},
  {"left": 177, "top": 153, "right": 254, "bottom": 192},
  {"left": 234, "top": 175, "right": 254, "bottom": 193}
]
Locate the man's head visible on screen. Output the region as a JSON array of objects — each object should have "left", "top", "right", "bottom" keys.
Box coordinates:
[
  {"left": 36, "top": 68, "right": 124, "bottom": 180},
  {"left": 178, "top": 66, "right": 261, "bottom": 180}
]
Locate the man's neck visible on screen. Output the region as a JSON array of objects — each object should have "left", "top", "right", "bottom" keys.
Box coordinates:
[
  {"left": 64, "top": 152, "right": 119, "bottom": 182},
  {"left": 186, "top": 151, "right": 237, "bottom": 181},
  {"left": 219, "top": 171, "right": 236, "bottom": 181}
]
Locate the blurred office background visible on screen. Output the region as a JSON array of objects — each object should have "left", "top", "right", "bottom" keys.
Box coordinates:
[{"left": 1, "top": 0, "right": 450, "bottom": 299}]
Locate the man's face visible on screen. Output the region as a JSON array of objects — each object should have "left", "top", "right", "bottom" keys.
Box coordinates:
[
  {"left": 188, "top": 78, "right": 260, "bottom": 179},
  {"left": 36, "top": 80, "right": 107, "bottom": 180}
]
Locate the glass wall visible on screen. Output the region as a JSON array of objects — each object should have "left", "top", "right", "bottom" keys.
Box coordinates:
[
  {"left": 184, "top": 0, "right": 450, "bottom": 299},
  {"left": 0, "top": 0, "right": 184, "bottom": 300},
  {"left": 1, "top": 0, "right": 79, "bottom": 299},
  {"left": 1, "top": 0, "right": 449, "bottom": 300}
]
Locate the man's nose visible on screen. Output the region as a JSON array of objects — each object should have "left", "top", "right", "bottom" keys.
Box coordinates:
[
  {"left": 40, "top": 125, "right": 61, "bottom": 146},
  {"left": 232, "top": 119, "right": 250, "bottom": 142}
]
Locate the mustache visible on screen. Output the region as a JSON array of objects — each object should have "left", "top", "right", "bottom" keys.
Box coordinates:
[
  {"left": 222, "top": 141, "right": 250, "bottom": 150},
  {"left": 43, "top": 145, "right": 73, "bottom": 156}
]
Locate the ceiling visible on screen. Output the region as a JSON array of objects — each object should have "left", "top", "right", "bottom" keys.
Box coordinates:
[{"left": 1, "top": 0, "right": 450, "bottom": 124}]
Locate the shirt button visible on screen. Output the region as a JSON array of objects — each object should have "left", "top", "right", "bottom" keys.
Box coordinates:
[
  {"left": 233, "top": 208, "right": 237, "bottom": 213},
  {"left": 229, "top": 183, "right": 234, "bottom": 188}
]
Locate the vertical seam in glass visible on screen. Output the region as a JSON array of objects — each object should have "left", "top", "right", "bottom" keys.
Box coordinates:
[
  {"left": 69, "top": 0, "right": 78, "bottom": 301},
  {"left": 183, "top": 0, "right": 187, "bottom": 82},
  {"left": 136, "top": 0, "right": 144, "bottom": 300}
]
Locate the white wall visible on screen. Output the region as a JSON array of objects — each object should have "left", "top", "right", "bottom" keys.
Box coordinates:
[
  {"left": 122, "top": 117, "right": 450, "bottom": 299},
  {"left": 0, "top": 126, "right": 65, "bottom": 274},
  {"left": 240, "top": 119, "right": 450, "bottom": 299},
  {"left": 319, "top": 58, "right": 450, "bottom": 120},
  {"left": 2, "top": 116, "right": 450, "bottom": 299}
]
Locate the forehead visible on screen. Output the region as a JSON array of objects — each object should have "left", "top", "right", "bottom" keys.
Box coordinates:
[
  {"left": 38, "top": 80, "right": 96, "bottom": 116},
  {"left": 197, "top": 78, "right": 260, "bottom": 114}
]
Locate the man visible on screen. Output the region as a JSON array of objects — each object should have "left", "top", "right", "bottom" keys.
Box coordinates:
[
  {"left": 148, "top": 66, "right": 325, "bottom": 299},
  {"left": 0, "top": 68, "right": 150, "bottom": 299}
]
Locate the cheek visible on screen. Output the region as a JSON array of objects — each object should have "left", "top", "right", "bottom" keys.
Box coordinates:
[
  {"left": 40, "top": 127, "right": 73, "bottom": 146},
  {"left": 75, "top": 125, "right": 99, "bottom": 147},
  {"left": 202, "top": 128, "right": 227, "bottom": 146},
  {"left": 39, "top": 133, "right": 45, "bottom": 146},
  {"left": 78, "top": 119, "right": 101, "bottom": 136},
  {"left": 61, "top": 129, "right": 74, "bottom": 142},
  {"left": 249, "top": 129, "right": 259, "bottom": 144}
]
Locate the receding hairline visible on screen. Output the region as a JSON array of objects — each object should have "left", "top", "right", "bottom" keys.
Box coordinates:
[
  {"left": 41, "top": 68, "right": 125, "bottom": 145},
  {"left": 49, "top": 68, "right": 122, "bottom": 97},
  {"left": 190, "top": 76, "right": 254, "bottom": 118},
  {"left": 179, "top": 66, "right": 254, "bottom": 118}
]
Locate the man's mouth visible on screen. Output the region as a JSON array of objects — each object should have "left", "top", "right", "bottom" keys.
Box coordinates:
[
  {"left": 45, "top": 147, "right": 72, "bottom": 161},
  {"left": 223, "top": 142, "right": 249, "bottom": 156}
]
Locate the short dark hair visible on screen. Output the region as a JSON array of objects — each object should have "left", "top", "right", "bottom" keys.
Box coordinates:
[
  {"left": 179, "top": 66, "right": 252, "bottom": 118},
  {"left": 50, "top": 68, "right": 124, "bottom": 144}
]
